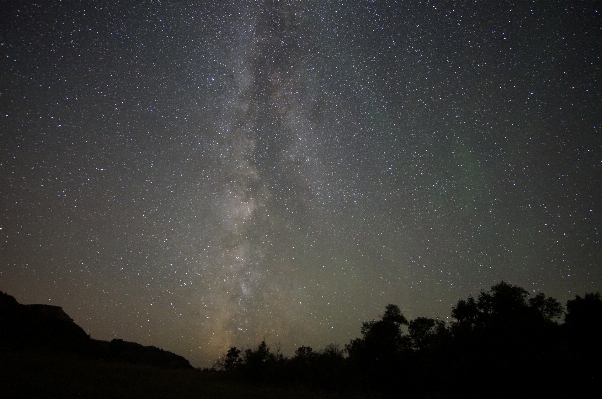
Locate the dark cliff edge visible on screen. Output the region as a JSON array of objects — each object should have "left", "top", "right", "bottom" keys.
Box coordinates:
[{"left": 0, "top": 291, "right": 192, "bottom": 370}]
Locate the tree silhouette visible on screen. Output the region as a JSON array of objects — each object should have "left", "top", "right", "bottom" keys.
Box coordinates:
[
  {"left": 448, "top": 282, "right": 565, "bottom": 398},
  {"left": 210, "top": 282, "right": 601, "bottom": 398},
  {"left": 346, "top": 304, "right": 410, "bottom": 390},
  {"left": 563, "top": 292, "right": 602, "bottom": 392},
  {"left": 223, "top": 346, "right": 241, "bottom": 371},
  {"left": 408, "top": 317, "right": 446, "bottom": 351},
  {"left": 243, "top": 340, "right": 272, "bottom": 369},
  {"left": 348, "top": 304, "right": 409, "bottom": 359},
  {"left": 381, "top": 303, "right": 408, "bottom": 325},
  {"left": 564, "top": 292, "right": 602, "bottom": 348},
  {"left": 529, "top": 292, "right": 564, "bottom": 322},
  {"left": 451, "top": 281, "right": 563, "bottom": 335},
  {"left": 293, "top": 345, "right": 315, "bottom": 362}
]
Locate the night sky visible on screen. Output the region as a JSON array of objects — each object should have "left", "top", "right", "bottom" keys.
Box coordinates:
[{"left": 1, "top": 1, "right": 601, "bottom": 367}]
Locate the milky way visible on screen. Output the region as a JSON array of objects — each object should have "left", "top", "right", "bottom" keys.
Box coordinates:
[{"left": 1, "top": 1, "right": 601, "bottom": 366}]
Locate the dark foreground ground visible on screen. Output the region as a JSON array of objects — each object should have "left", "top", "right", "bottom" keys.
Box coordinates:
[{"left": 0, "top": 346, "right": 382, "bottom": 399}]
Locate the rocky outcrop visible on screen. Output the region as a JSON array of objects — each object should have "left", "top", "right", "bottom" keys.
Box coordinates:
[
  {"left": 0, "top": 292, "right": 89, "bottom": 350},
  {"left": 0, "top": 291, "right": 192, "bottom": 369},
  {"left": 104, "top": 338, "right": 193, "bottom": 369}
]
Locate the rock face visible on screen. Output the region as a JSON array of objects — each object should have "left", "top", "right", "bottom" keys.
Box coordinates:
[
  {"left": 0, "top": 292, "right": 89, "bottom": 350},
  {"left": 105, "top": 338, "right": 193, "bottom": 369},
  {"left": 0, "top": 291, "right": 192, "bottom": 369}
]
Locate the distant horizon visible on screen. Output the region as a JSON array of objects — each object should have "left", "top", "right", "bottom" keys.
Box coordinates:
[{"left": 3, "top": 281, "right": 596, "bottom": 368}]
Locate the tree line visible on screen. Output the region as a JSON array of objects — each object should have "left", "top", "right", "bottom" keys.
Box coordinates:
[{"left": 214, "top": 282, "right": 601, "bottom": 398}]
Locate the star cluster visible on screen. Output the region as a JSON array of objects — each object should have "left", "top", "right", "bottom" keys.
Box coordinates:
[{"left": 1, "top": 1, "right": 601, "bottom": 366}]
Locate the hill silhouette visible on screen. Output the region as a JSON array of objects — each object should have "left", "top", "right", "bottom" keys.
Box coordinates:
[{"left": 0, "top": 291, "right": 191, "bottom": 370}]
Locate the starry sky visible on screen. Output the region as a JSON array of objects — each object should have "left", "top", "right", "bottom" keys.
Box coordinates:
[{"left": 1, "top": 1, "right": 601, "bottom": 367}]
